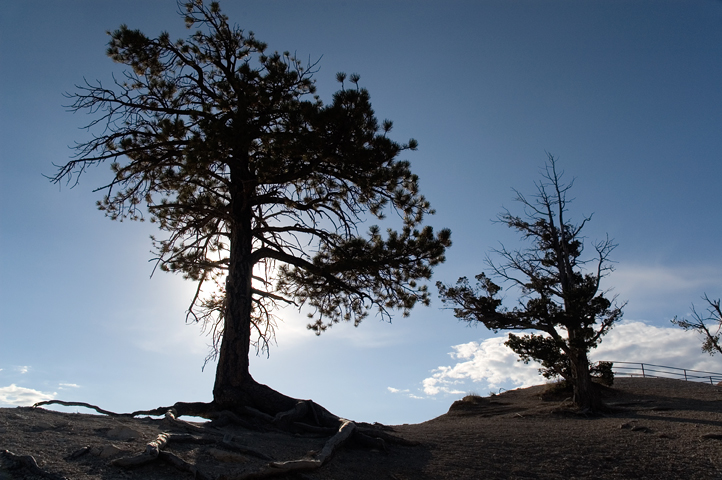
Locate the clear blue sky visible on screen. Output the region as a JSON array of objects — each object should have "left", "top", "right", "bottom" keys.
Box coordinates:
[{"left": 1, "top": 0, "right": 721, "bottom": 424}]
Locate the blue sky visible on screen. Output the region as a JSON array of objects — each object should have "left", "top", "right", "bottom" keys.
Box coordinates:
[{"left": 1, "top": 0, "right": 721, "bottom": 424}]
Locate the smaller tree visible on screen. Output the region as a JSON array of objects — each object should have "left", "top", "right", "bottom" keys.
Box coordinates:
[
  {"left": 437, "top": 155, "right": 624, "bottom": 411},
  {"left": 672, "top": 295, "right": 722, "bottom": 356}
]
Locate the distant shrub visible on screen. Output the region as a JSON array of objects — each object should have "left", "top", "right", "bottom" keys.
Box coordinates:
[
  {"left": 543, "top": 379, "right": 573, "bottom": 398},
  {"left": 461, "top": 392, "right": 484, "bottom": 403},
  {"left": 591, "top": 361, "right": 614, "bottom": 386}
]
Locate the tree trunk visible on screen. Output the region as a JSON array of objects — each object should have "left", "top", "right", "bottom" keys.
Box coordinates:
[
  {"left": 212, "top": 170, "right": 297, "bottom": 416},
  {"left": 568, "top": 346, "right": 601, "bottom": 411}
]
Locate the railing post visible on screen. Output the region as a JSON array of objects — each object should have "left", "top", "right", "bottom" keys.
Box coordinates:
[
  {"left": 641, "top": 363, "right": 645, "bottom": 378},
  {"left": 684, "top": 369, "right": 688, "bottom": 381}
]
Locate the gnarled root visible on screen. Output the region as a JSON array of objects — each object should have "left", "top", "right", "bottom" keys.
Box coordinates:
[
  {"left": 111, "top": 431, "right": 217, "bottom": 479},
  {"left": 112, "top": 432, "right": 170, "bottom": 467},
  {"left": 159, "top": 450, "right": 213, "bottom": 480},
  {"left": 1, "top": 449, "right": 68, "bottom": 480},
  {"left": 32, "top": 399, "right": 214, "bottom": 419},
  {"left": 31, "top": 397, "right": 418, "bottom": 479},
  {"left": 223, "top": 419, "right": 356, "bottom": 480}
]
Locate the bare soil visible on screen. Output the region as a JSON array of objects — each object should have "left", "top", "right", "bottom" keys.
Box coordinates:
[{"left": 1, "top": 377, "right": 721, "bottom": 479}]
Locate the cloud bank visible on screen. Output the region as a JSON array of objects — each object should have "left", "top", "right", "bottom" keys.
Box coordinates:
[
  {"left": 421, "top": 336, "right": 544, "bottom": 396},
  {"left": 415, "top": 321, "right": 721, "bottom": 398},
  {"left": 0, "top": 384, "right": 56, "bottom": 406}
]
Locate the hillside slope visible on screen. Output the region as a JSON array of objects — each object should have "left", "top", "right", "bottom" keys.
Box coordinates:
[{"left": 2, "top": 377, "right": 721, "bottom": 479}]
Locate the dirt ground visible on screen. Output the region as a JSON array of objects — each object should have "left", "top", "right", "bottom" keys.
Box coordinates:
[{"left": 1, "top": 377, "right": 721, "bottom": 479}]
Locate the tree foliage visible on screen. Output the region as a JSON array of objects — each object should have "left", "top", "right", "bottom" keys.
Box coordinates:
[
  {"left": 52, "top": 0, "right": 450, "bottom": 411},
  {"left": 672, "top": 295, "right": 722, "bottom": 356},
  {"left": 437, "top": 155, "right": 623, "bottom": 410}
]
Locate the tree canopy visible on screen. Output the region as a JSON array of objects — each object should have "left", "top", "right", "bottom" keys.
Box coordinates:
[
  {"left": 53, "top": 0, "right": 450, "bottom": 414},
  {"left": 437, "top": 155, "right": 622, "bottom": 410},
  {"left": 672, "top": 295, "right": 722, "bottom": 357}
]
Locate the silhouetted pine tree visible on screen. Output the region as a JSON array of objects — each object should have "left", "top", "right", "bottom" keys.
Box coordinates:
[
  {"left": 53, "top": 0, "right": 450, "bottom": 417},
  {"left": 438, "top": 155, "right": 622, "bottom": 411}
]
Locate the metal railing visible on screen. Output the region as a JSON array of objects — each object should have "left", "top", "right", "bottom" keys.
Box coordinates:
[{"left": 603, "top": 361, "right": 722, "bottom": 385}]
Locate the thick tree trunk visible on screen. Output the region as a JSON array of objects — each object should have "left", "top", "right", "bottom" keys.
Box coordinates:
[
  {"left": 212, "top": 169, "right": 297, "bottom": 416},
  {"left": 213, "top": 188, "right": 254, "bottom": 409},
  {"left": 568, "top": 346, "right": 601, "bottom": 411}
]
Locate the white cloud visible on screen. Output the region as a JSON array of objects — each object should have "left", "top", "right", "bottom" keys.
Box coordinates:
[
  {"left": 387, "top": 387, "right": 409, "bottom": 394},
  {"left": 16, "top": 366, "right": 29, "bottom": 374},
  {"left": 59, "top": 383, "right": 80, "bottom": 389},
  {"left": 0, "top": 384, "right": 56, "bottom": 406},
  {"left": 421, "top": 321, "right": 722, "bottom": 397},
  {"left": 422, "top": 336, "right": 543, "bottom": 396},
  {"left": 590, "top": 321, "right": 721, "bottom": 374},
  {"left": 389, "top": 386, "right": 433, "bottom": 400}
]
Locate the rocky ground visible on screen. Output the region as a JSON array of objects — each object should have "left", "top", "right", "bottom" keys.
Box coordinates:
[{"left": 1, "top": 377, "right": 721, "bottom": 479}]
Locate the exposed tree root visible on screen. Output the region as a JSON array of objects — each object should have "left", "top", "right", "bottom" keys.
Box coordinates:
[
  {"left": 221, "top": 420, "right": 356, "bottom": 480},
  {"left": 163, "top": 408, "right": 211, "bottom": 434},
  {"left": 210, "top": 409, "right": 263, "bottom": 430},
  {"left": 67, "top": 446, "right": 91, "bottom": 459},
  {"left": 31, "top": 398, "right": 417, "bottom": 479},
  {"left": 111, "top": 432, "right": 172, "bottom": 468},
  {"left": 32, "top": 400, "right": 132, "bottom": 417},
  {"left": 107, "top": 434, "right": 210, "bottom": 479},
  {"left": 1, "top": 449, "right": 68, "bottom": 480},
  {"left": 159, "top": 450, "right": 214, "bottom": 480},
  {"left": 221, "top": 434, "right": 274, "bottom": 460},
  {"left": 32, "top": 399, "right": 214, "bottom": 419}
]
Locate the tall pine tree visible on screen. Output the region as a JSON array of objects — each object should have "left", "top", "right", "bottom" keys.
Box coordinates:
[{"left": 53, "top": 0, "right": 450, "bottom": 418}]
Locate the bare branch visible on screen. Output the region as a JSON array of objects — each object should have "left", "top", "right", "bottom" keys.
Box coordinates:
[{"left": 672, "top": 294, "right": 722, "bottom": 356}]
